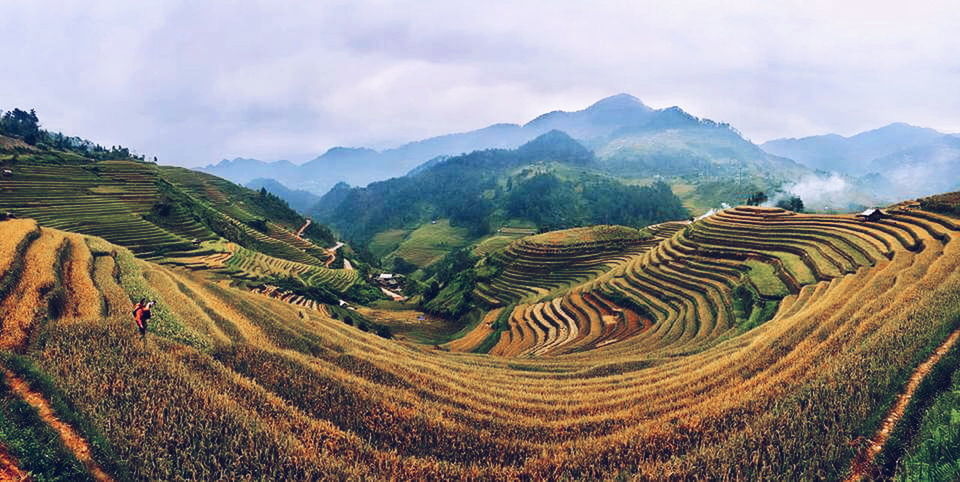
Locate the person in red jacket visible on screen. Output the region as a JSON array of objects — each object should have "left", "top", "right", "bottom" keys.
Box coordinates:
[{"left": 132, "top": 299, "right": 155, "bottom": 339}]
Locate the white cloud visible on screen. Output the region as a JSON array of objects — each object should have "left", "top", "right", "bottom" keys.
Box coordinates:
[{"left": 1, "top": 0, "right": 958, "bottom": 166}]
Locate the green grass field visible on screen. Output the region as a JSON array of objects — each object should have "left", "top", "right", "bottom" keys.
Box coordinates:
[
  {"left": 385, "top": 219, "right": 471, "bottom": 267},
  {"left": 369, "top": 229, "right": 409, "bottom": 258}
]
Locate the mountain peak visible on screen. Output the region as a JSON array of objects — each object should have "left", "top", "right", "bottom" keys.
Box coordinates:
[
  {"left": 860, "top": 122, "right": 940, "bottom": 136},
  {"left": 522, "top": 93, "right": 656, "bottom": 137},
  {"left": 517, "top": 129, "right": 594, "bottom": 164},
  {"left": 202, "top": 157, "right": 295, "bottom": 170},
  {"left": 849, "top": 122, "right": 943, "bottom": 144},
  {"left": 587, "top": 93, "right": 650, "bottom": 111},
  {"left": 323, "top": 146, "right": 379, "bottom": 156}
]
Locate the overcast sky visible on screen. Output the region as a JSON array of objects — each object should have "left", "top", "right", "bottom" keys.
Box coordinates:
[{"left": 1, "top": 1, "right": 958, "bottom": 167}]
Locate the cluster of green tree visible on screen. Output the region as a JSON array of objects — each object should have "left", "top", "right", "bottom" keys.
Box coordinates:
[
  {"left": 392, "top": 256, "right": 419, "bottom": 275},
  {"left": 776, "top": 196, "right": 804, "bottom": 212},
  {"left": 412, "top": 247, "right": 504, "bottom": 319},
  {"left": 316, "top": 130, "right": 687, "bottom": 246},
  {"left": 506, "top": 173, "right": 685, "bottom": 232},
  {"left": 745, "top": 190, "right": 804, "bottom": 212},
  {"left": 1, "top": 107, "right": 141, "bottom": 161},
  {"left": 745, "top": 191, "right": 768, "bottom": 206}
]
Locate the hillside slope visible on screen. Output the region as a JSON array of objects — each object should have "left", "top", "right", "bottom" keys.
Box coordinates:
[
  {"left": 0, "top": 154, "right": 374, "bottom": 301},
  {"left": 1, "top": 200, "right": 958, "bottom": 479},
  {"left": 316, "top": 130, "right": 688, "bottom": 248}
]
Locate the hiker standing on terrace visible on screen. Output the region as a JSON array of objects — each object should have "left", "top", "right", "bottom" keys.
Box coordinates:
[{"left": 132, "top": 299, "right": 155, "bottom": 339}]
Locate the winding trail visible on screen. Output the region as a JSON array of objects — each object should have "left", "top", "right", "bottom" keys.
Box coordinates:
[
  {"left": 295, "top": 218, "right": 312, "bottom": 238},
  {"left": 324, "top": 242, "right": 344, "bottom": 268},
  {"left": 845, "top": 327, "right": 960, "bottom": 481},
  {"left": 0, "top": 444, "right": 27, "bottom": 481},
  {"left": 2, "top": 370, "right": 112, "bottom": 481}
]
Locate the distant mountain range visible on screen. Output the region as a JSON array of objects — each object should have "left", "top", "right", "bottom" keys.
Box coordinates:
[
  {"left": 201, "top": 122, "right": 536, "bottom": 195},
  {"left": 762, "top": 123, "right": 960, "bottom": 199},
  {"left": 761, "top": 123, "right": 946, "bottom": 174},
  {"left": 200, "top": 93, "right": 810, "bottom": 195},
  {"left": 198, "top": 94, "right": 957, "bottom": 215},
  {"left": 245, "top": 178, "right": 321, "bottom": 214},
  {"left": 314, "top": 130, "right": 687, "bottom": 245}
]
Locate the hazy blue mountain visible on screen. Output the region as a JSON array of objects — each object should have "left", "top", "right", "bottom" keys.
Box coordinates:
[
  {"left": 245, "top": 178, "right": 321, "bottom": 214},
  {"left": 383, "top": 122, "right": 533, "bottom": 162},
  {"left": 201, "top": 93, "right": 810, "bottom": 195},
  {"left": 198, "top": 157, "right": 300, "bottom": 186},
  {"left": 761, "top": 123, "right": 945, "bottom": 174},
  {"left": 867, "top": 135, "right": 960, "bottom": 198},
  {"left": 297, "top": 123, "right": 539, "bottom": 190},
  {"left": 523, "top": 93, "right": 656, "bottom": 139},
  {"left": 216, "top": 124, "right": 537, "bottom": 195}
]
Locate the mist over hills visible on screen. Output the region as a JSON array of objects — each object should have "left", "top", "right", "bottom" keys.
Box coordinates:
[
  {"left": 201, "top": 93, "right": 809, "bottom": 195},
  {"left": 762, "top": 123, "right": 960, "bottom": 207},
  {"left": 761, "top": 123, "right": 946, "bottom": 174}
]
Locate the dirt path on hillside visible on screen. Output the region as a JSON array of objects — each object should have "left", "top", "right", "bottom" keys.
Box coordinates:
[
  {"left": 3, "top": 370, "right": 112, "bottom": 481},
  {"left": 380, "top": 287, "right": 406, "bottom": 301},
  {"left": 0, "top": 444, "right": 28, "bottom": 481},
  {"left": 343, "top": 258, "right": 353, "bottom": 270},
  {"left": 324, "top": 242, "right": 344, "bottom": 268},
  {"left": 845, "top": 327, "right": 960, "bottom": 481},
  {"left": 295, "top": 218, "right": 311, "bottom": 238}
]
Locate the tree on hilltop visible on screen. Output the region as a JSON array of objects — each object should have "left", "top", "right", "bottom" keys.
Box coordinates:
[
  {"left": 0, "top": 108, "right": 41, "bottom": 144},
  {"left": 776, "top": 196, "right": 804, "bottom": 212},
  {"left": 746, "top": 191, "right": 768, "bottom": 206}
]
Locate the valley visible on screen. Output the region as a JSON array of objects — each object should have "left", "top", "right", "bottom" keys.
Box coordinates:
[
  {"left": 2, "top": 129, "right": 960, "bottom": 477},
  {"left": 4, "top": 2, "right": 960, "bottom": 479}
]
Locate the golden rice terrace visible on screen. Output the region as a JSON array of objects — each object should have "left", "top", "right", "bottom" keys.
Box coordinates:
[{"left": 1, "top": 204, "right": 959, "bottom": 479}]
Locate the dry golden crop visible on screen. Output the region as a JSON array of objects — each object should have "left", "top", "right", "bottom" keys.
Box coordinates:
[
  {"left": 60, "top": 235, "right": 102, "bottom": 321},
  {"left": 0, "top": 219, "right": 39, "bottom": 276},
  {"left": 0, "top": 228, "right": 65, "bottom": 349},
  {"left": 0, "top": 208, "right": 958, "bottom": 480}
]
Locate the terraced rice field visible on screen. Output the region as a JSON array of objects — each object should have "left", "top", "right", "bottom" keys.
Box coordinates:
[
  {"left": 474, "top": 223, "right": 682, "bottom": 306},
  {"left": 0, "top": 160, "right": 340, "bottom": 286},
  {"left": 159, "top": 166, "right": 332, "bottom": 258},
  {"left": 177, "top": 242, "right": 359, "bottom": 291},
  {"left": 1, "top": 204, "right": 959, "bottom": 479},
  {"left": 0, "top": 161, "right": 204, "bottom": 256},
  {"left": 469, "top": 207, "right": 959, "bottom": 357}
]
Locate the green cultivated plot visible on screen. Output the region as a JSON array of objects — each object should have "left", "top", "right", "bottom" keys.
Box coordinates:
[{"left": 387, "top": 219, "right": 470, "bottom": 267}]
